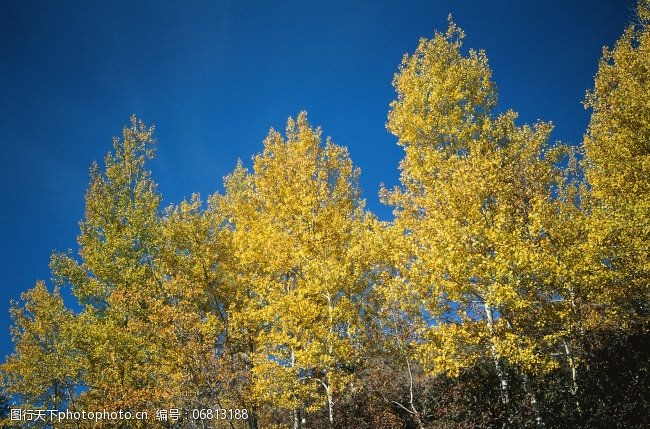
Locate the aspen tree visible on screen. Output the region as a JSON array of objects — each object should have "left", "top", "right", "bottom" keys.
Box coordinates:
[
  {"left": 383, "top": 19, "right": 570, "bottom": 426},
  {"left": 44, "top": 117, "right": 171, "bottom": 419},
  {"left": 220, "top": 113, "right": 373, "bottom": 427},
  {"left": 582, "top": 0, "right": 650, "bottom": 329}
]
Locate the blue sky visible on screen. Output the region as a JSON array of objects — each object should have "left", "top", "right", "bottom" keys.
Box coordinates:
[{"left": 0, "top": 0, "right": 635, "bottom": 360}]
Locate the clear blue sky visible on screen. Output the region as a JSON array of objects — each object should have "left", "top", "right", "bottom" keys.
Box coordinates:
[{"left": 0, "top": 0, "right": 635, "bottom": 360}]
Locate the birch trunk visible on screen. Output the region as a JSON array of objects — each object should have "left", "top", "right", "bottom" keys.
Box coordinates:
[
  {"left": 406, "top": 358, "right": 425, "bottom": 429},
  {"left": 484, "top": 301, "right": 509, "bottom": 404},
  {"left": 293, "top": 408, "right": 301, "bottom": 429},
  {"left": 325, "top": 290, "right": 335, "bottom": 425},
  {"left": 563, "top": 340, "right": 582, "bottom": 413},
  {"left": 326, "top": 384, "right": 334, "bottom": 426}
]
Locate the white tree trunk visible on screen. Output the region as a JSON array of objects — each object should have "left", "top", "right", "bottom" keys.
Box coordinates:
[
  {"left": 406, "top": 358, "right": 425, "bottom": 429},
  {"left": 563, "top": 340, "right": 582, "bottom": 413},
  {"left": 293, "top": 408, "right": 301, "bottom": 429},
  {"left": 325, "top": 291, "right": 335, "bottom": 425},
  {"left": 484, "top": 301, "right": 509, "bottom": 404},
  {"left": 326, "top": 384, "right": 334, "bottom": 426}
]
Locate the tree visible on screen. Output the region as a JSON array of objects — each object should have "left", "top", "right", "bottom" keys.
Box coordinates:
[
  {"left": 219, "top": 113, "right": 375, "bottom": 428},
  {"left": 2, "top": 117, "right": 236, "bottom": 428},
  {"left": 46, "top": 117, "right": 171, "bottom": 419},
  {"left": 582, "top": 0, "right": 649, "bottom": 329},
  {"left": 1, "top": 283, "right": 81, "bottom": 417},
  {"left": 382, "top": 18, "right": 577, "bottom": 427}
]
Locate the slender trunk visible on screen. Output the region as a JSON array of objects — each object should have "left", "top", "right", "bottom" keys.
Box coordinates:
[
  {"left": 326, "top": 384, "right": 334, "bottom": 426},
  {"left": 325, "top": 290, "right": 335, "bottom": 425},
  {"left": 406, "top": 358, "right": 425, "bottom": 429},
  {"left": 568, "top": 287, "right": 591, "bottom": 371},
  {"left": 484, "top": 302, "right": 509, "bottom": 404},
  {"left": 521, "top": 372, "right": 545, "bottom": 428},
  {"left": 563, "top": 340, "right": 582, "bottom": 413},
  {"left": 566, "top": 287, "right": 584, "bottom": 415},
  {"left": 293, "top": 408, "right": 301, "bottom": 429},
  {"left": 316, "top": 377, "right": 335, "bottom": 427}
]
